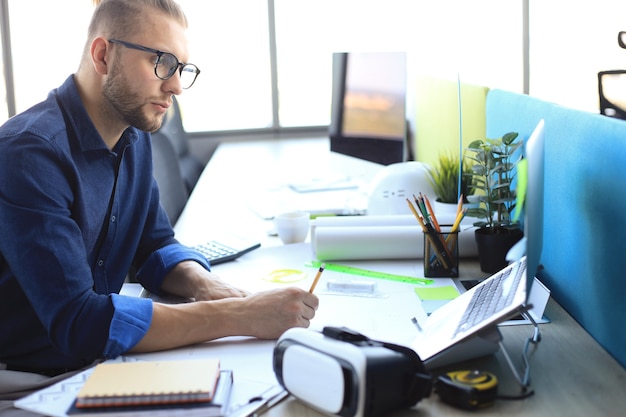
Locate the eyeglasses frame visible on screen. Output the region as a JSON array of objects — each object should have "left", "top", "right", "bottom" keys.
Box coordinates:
[{"left": 108, "top": 38, "right": 200, "bottom": 89}]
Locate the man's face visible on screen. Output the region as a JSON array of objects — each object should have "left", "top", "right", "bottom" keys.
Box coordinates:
[{"left": 103, "top": 10, "right": 189, "bottom": 133}]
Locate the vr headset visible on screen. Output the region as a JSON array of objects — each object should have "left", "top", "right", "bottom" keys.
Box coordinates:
[{"left": 273, "top": 326, "right": 432, "bottom": 417}]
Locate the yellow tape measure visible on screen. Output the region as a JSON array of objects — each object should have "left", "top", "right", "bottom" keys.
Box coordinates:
[{"left": 435, "top": 370, "right": 498, "bottom": 410}]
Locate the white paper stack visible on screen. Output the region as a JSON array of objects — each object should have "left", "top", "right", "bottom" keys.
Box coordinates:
[{"left": 311, "top": 215, "right": 478, "bottom": 261}]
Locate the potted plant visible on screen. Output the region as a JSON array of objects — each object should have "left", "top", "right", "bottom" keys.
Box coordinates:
[
  {"left": 425, "top": 151, "right": 475, "bottom": 217},
  {"left": 465, "top": 132, "right": 524, "bottom": 273}
]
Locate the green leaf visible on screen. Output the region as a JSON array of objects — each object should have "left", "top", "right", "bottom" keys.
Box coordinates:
[
  {"left": 462, "top": 130, "right": 520, "bottom": 230},
  {"left": 502, "top": 131, "right": 519, "bottom": 145}
]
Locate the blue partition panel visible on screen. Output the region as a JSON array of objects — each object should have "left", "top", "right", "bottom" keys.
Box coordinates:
[{"left": 486, "top": 89, "right": 626, "bottom": 368}]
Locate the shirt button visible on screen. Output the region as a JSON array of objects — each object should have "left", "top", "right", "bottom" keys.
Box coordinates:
[
  {"left": 111, "top": 215, "right": 116, "bottom": 223},
  {"left": 98, "top": 260, "right": 104, "bottom": 266}
]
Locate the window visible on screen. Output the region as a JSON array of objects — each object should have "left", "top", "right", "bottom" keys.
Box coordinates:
[
  {"left": 273, "top": 0, "right": 418, "bottom": 128},
  {"left": 2, "top": 1, "right": 625, "bottom": 131},
  {"left": 0, "top": 0, "right": 524, "bottom": 130},
  {"left": 529, "top": 0, "right": 626, "bottom": 113},
  {"left": 7, "top": 1, "right": 92, "bottom": 117},
  {"left": 179, "top": 0, "right": 524, "bottom": 132},
  {"left": 175, "top": 0, "right": 273, "bottom": 132}
]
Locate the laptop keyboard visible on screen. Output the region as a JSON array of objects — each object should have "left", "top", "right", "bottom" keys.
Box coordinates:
[{"left": 453, "top": 260, "right": 526, "bottom": 337}]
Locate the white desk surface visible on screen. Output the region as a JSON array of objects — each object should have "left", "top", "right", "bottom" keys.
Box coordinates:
[
  {"left": 173, "top": 136, "right": 383, "bottom": 248},
  {"left": 148, "top": 244, "right": 626, "bottom": 417},
  {"left": 177, "top": 137, "right": 626, "bottom": 416},
  {"left": 18, "top": 138, "right": 626, "bottom": 416}
]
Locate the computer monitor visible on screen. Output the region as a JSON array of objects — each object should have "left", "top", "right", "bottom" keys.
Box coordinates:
[
  {"left": 329, "top": 52, "right": 408, "bottom": 165},
  {"left": 507, "top": 119, "right": 545, "bottom": 296},
  {"left": 523, "top": 119, "right": 545, "bottom": 293}
]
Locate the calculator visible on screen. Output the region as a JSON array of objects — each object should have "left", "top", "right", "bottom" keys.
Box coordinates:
[{"left": 193, "top": 237, "right": 261, "bottom": 265}]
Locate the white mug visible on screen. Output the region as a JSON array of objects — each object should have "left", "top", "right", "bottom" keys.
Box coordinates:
[{"left": 274, "top": 212, "right": 310, "bottom": 244}]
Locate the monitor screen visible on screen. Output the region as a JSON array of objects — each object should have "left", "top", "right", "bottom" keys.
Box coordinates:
[
  {"left": 523, "top": 119, "right": 545, "bottom": 293},
  {"left": 329, "top": 52, "right": 408, "bottom": 165},
  {"left": 509, "top": 119, "right": 545, "bottom": 296}
]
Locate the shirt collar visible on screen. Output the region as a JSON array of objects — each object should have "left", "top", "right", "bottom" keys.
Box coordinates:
[{"left": 56, "top": 75, "right": 139, "bottom": 153}]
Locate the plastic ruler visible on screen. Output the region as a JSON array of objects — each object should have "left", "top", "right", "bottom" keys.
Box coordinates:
[{"left": 305, "top": 261, "right": 433, "bottom": 286}]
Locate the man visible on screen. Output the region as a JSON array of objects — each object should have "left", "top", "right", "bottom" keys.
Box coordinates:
[{"left": 0, "top": 0, "right": 318, "bottom": 389}]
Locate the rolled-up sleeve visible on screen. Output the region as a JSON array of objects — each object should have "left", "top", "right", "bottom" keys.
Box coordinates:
[
  {"left": 103, "top": 244, "right": 210, "bottom": 358},
  {"left": 103, "top": 295, "right": 153, "bottom": 358},
  {"left": 136, "top": 243, "right": 211, "bottom": 295}
]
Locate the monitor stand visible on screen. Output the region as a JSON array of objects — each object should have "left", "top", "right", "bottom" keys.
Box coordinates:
[
  {"left": 424, "top": 326, "right": 502, "bottom": 370},
  {"left": 425, "top": 308, "right": 542, "bottom": 394}
]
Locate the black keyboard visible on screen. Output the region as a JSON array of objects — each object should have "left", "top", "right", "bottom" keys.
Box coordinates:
[{"left": 193, "top": 239, "right": 260, "bottom": 265}]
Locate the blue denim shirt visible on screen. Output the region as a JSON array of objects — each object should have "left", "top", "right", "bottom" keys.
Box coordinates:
[{"left": 0, "top": 75, "right": 209, "bottom": 370}]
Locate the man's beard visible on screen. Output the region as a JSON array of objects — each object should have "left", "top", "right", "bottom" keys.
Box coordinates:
[{"left": 102, "top": 65, "right": 164, "bottom": 133}]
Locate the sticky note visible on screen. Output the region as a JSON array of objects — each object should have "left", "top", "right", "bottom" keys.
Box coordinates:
[
  {"left": 415, "top": 286, "right": 461, "bottom": 315},
  {"left": 414, "top": 285, "right": 460, "bottom": 301}
]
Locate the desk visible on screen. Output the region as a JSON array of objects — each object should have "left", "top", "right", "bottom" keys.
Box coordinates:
[
  {"left": 16, "top": 138, "right": 626, "bottom": 417},
  {"left": 173, "top": 136, "right": 382, "bottom": 248},
  {"left": 171, "top": 137, "right": 626, "bottom": 416},
  {"left": 129, "top": 244, "right": 626, "bottom": 417}
]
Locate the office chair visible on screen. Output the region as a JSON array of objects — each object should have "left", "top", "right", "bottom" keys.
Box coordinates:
[
  {"left": 151, "top": 130, "right": 190, "bottom": 225},
  {"left": 157, "top": 97, "right": 204, "bottom": 193},
  {"left": 598, "top": 70, "right": 626, "bottom": 120},
  {"left": 126, "top": 134, "right": 186, "bottom": 282}
]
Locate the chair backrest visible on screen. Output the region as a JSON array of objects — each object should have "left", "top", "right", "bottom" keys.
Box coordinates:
[
  {"left": 151, "top": 130, "right": 189, "bottom": 225},
  {"left": 598, "top": 70, "right": 626, "bottom": 120},
  {"left": 158, "top": 97, "right": 204, "bottom": 193},
  {"left": 160, "top": 97, "right": 189, "bottom": 157}
]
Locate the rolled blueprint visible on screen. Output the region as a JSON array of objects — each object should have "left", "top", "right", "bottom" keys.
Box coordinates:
[{"left": 311, "top": 215, "right": 478, "bottom": 261}]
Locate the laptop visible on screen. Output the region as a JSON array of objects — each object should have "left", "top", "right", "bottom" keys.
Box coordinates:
[{"left": 411, "top": 119, "right": 546, "bottom": 368}]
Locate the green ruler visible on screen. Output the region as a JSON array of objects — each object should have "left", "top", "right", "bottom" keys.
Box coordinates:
[{"left": 305, "top": 261, "right": 434, "bottom": 286}]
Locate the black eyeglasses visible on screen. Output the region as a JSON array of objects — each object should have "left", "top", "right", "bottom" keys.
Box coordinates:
[
  {"left": 619, "top": 31, "right": 626, "bottom": 49},
  {"left": 108, "top": 39, "right": 200, "bottom": 89}
]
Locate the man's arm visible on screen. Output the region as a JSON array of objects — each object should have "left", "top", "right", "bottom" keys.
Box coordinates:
[
  {"left": 158, "top": 260, "right": 249, "bottom": 300},
  {"left": 129, "top": 261, "right": 319, "bottom": 352}
]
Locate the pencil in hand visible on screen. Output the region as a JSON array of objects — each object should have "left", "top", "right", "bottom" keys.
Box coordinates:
[{"left": 309, "top": 263, "right": 325, "bottom": 293}]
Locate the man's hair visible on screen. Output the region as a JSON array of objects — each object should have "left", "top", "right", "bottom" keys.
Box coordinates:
[
  {"left": 79, "top": 0, "right": 188, "bottom": 70},
  {"left": 87, "top": 0, "right": 188, "bottom": 41}
]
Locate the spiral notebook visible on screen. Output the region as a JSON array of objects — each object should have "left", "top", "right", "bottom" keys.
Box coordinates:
[
  {"left": 68, "top": 372, "right": 232, "bottom": 417},
  {"left": 73, "top": 359, "right": 220, "bottom": 408},
  {"left": 14, "top": 357, "right": 233, "bottom": 417}
]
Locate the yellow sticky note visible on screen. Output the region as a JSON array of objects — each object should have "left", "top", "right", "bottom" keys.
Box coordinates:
[{"left": 414, "top": 285, "right": 460, "bottom": 301}]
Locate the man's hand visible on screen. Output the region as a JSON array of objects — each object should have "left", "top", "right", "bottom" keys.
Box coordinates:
[{"left": 235, "top": 287, "right": 319, "bottom": 339}]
